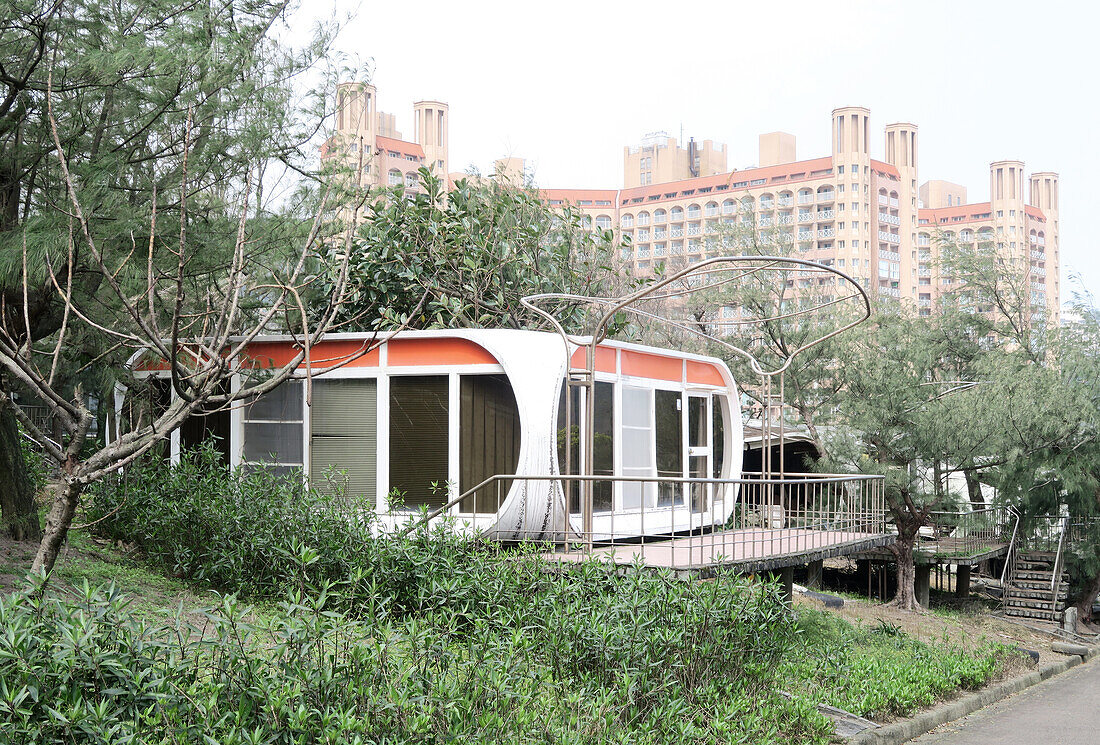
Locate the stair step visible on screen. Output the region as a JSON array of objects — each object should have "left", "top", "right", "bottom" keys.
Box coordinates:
[
  {"left": 1007, "top": 587, "right": 1068, "bottom": 601},
  {"left": 1017, "top": 561, "right": 1057, "bottom": 571},
  {"left": 1020, "top": 551, "right": 1057, "bottom": 559},
  {"left": 1006, "top": 607, "right": 1059, "bottom": 621},
  {"left": 1012, "top": 576, "right": 1064, "bottom": 589},
  {"left": 1015, "top": 569, "right": 1060, "bottom": 581},
  {"left": 1006, "top": 598, "right": 1062, "bottom": 611}
]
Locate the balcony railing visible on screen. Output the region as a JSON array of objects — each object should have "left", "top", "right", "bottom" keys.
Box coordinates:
[
  {"left": 687, "top": 225, "right": 701, "bottom": 236},
  {"left": 890, "top": 197, "right": 899, "bottom": 208},
  {"left": 1030, "top": 250, "right": 1045, "bottom": 260},
  {"left": 671, "top": 228, "right": 684, "bottom": 238},
  {"left": 798, "top": 231, "right": 814, "bottom": 241},
  {"left": 759, "top": 217, "right": 773, "bottom": 227},
  {"left": 816, "top": 209, "right": 835, "bottom": 221},
  {"left": 817, "top": 227, "right": 835, "bottom": 238},
  {"left": 687, "top": 209, "right": 701, "bottom": 219},
  {"left": 817, "top": 191, "right": 835, "bottom": 202},
  {"left": 878, "top": 231, "right": 900, "bottom": 244},
  {"left": 878, "top": 212, "right": 901, "bottom": 226},
  {"left": 798, "top": 211, "right": 814, "bottom": 223},
  {"left": 879, "top": 251, "right": 900, "bottom": 262},
  {"left": 777, "top": 214, "right": 794, "bottom": 225},
  {"left": 408, "top": 473, "right": 888, "bottom": 572},
  {"left": 878, "top": 194, "right": 888, "bottom": 206},
  {"left": 705, "top": 207, "right": 719, "bottom": 217},
  {"left": 778, "top": 196, "right": 794, "bottom": 207},
  {"left": 798, "top": 194, "right": 814, "bottom": 205}
]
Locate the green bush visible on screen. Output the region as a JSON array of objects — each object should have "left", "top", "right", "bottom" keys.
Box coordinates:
[{"left": 67, "top": 449, "right": 823, "bottom": 742}]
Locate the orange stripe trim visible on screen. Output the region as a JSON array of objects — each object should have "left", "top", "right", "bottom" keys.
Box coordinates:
[
  {"left": 620, "top": 350, "right": 682, "bottom": 382},
  {"left": 570, "top": 346, "right": 616, "bottom": 374},
  {"left": 686, "top": 360, "right": 725, "bottom": 387},
  {"left": 387, "top": 337, "right": 497, "bottom": 366}
]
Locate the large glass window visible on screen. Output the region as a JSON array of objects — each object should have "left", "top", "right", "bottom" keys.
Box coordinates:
[
  {"left": 180, "top": 382, "right": 230, "bottom": 463},
  {"left": 655, "top": 390, "right": 683, "bottom": 506},
  {"left": 712, "top": 395, "right": 727, "bottom": 479},
  {"left": 389, "top": 376, "right": 449, "bottom": 509},
  {"left": 310, "top": 379, "right": 377, "bottom": 502},
  {"left": 242, "top": 381, "right": 304, "bottom": 478},
  {"left": 461, "top": 375, "right": 521, "bottom": 514},
  {"left": 621, "top": 386, "right": 653, "bottom": 509},
  {"left": 557, "top": 380, "right": 614, "bottom": 513}
]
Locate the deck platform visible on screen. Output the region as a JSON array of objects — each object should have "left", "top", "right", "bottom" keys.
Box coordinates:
[
  {"left": 855, "top": 539, "right": 1009, "bottom": 567},
  {"left": 545, "top": 527, "right": 895, "bottom": 575}
]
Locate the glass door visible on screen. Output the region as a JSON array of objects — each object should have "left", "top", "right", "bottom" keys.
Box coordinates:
[{"left": 687, "top": 394, "right": 711, "bottom": 513}]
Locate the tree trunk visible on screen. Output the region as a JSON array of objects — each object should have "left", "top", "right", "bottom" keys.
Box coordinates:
[
  {"left": 1076, "top": 570, "right": 1100, "bottom": 625},
  {"left": 890, "top": 526, "right": 922, "bottom": 610},
  {"left": 0, "top": 402, "right": 40, "bottom": 541},
  {"left": 964, "top": 470, "right": 985, "bottom": 508},
  {"left": 30, "top": 477, "right": 83, "bottom": 576}
]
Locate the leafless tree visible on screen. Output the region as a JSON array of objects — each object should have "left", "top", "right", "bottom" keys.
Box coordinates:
[{"left": 0, "top": 95, "right": 381, "bottom": 577}]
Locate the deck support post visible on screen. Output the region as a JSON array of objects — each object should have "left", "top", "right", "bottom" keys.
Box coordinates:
[
  {"left": 915, "top": 564, "right": 931, "bottom": 608},
  {"left": 955, "top": 565, "right": 971, "bottom": 598},
  {"left": 806, "top": 559, "right": 823, "bottom": 589},
  {"left": 779, "top": 566, "right": 794, "bottom": 602}
]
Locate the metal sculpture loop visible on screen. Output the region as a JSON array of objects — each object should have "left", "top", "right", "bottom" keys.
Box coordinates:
[{"left": 521, "top": 255, "right": 871, "bottom": 380}]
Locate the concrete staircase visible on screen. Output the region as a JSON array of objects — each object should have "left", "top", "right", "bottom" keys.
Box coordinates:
[{"left": 1004, "top": 551, "right": 1068, "bottom": 622}]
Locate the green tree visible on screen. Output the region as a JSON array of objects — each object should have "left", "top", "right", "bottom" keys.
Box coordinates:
[
  {"left": 0, "top": 0, "right": 342, "bottom": 540},
  {"left": 318, "top": 169, "right": 626, "bottom": 331}
]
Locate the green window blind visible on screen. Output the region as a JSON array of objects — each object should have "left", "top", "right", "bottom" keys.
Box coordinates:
[
  {"left": 389, "top": 376, "right": 449, "bottom": 509},
  {"left": 310, "top": 379, "right": 377, "bottom": 503}
]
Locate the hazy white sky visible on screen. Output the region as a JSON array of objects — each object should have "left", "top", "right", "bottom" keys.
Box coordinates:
[{"left": 296, "top": 0, "right": 1099, "bottom": 301}]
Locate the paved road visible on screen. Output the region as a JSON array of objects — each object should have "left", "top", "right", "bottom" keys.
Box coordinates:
[{"left": 910, "top": 656, "right": 1100, "bottom": 744}]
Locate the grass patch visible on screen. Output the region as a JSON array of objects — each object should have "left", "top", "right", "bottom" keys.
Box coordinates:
[{"left": 781, "top": 609, "right": 1017, "bottom": 722}]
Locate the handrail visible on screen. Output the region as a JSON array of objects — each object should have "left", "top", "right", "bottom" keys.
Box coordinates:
[
  {"left": 400, "top": 471, "right": 886, "bottom": 537},
  {"left": 1000, "top": 507, "right": 1021, "bottom": 587},
  {"left": 1050, "top": 514, "right": 1069, "bottom": 605}
]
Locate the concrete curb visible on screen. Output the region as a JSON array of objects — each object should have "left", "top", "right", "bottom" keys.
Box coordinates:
[{"left": 849, "top": 642, "right": 1100, "bottom": 744}]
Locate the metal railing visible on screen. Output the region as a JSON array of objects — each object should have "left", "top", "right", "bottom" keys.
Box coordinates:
[
  {"left": 924, "top": 506, "right": 1014, "bottom": 558},
  {"left": 394, "top": 472, "right": 887, "bottom": 570}
]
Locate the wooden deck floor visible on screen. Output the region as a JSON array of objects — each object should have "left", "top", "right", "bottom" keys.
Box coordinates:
[{"left": 545, "top": 527, "right": 895, "bottom": 574}]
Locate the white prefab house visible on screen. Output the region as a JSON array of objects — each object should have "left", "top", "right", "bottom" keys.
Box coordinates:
[{"left": 124, "top": 329, "right": 744, "bottom": 542}]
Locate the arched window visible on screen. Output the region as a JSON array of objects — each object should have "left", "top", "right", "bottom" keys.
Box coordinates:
[
  {"left": 670, "top": 206, "right": 684, "bottom": 221},
  {"left": 740, "top": 197, "right": 754, "bottom": 212},
  {"left": 388, "top": 169, "right": 402, "bottom": 186},
  {"left": 621, "top": 214, "right": 634, "bottom": 228},
  {"left": 758, "top": 193, "right": 774, "bottom": 210},
  {"left": 654, "top": 209, "right": 667, "bottom": 223},
  {"left": 405, "top": 171, "right": 419, "bottom": 188},
  {"left": 705, "top": 201, "right": 719, "bottom": 217},
  {"left": 595, "top": 214, "right": 612, "bottom": 230},
  {"left": 638, "top": 211, "right": 651, "bottom": 226},
  {"left": 722, "top": 199, "right": 736, "bottom": 214},
  {"left": 686, "top": 203, "right": 701, "bottom": 218}
]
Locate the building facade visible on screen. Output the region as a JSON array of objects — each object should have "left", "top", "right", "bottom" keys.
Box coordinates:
[
  {"left": 542, "top": 106, "right": 1060, "bottom": 322},
  {"left": 322, "top": 81, "right": 450, "bottom": 196}
]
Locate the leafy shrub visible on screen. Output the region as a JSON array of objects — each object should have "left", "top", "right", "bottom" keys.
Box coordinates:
[{"left": 70, "top": 449, "right": 823, "bottom": 742}]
